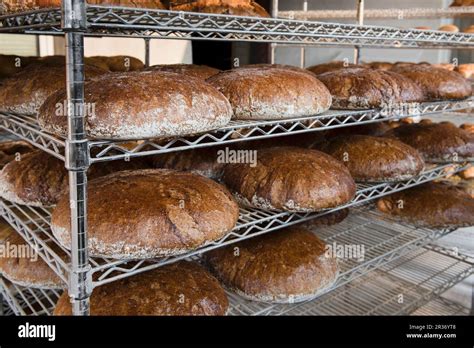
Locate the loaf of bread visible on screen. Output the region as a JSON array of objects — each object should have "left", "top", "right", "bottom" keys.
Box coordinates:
[
  {"left": 0, "top": 0, "right": 165, "bottom": 14},
  {"left": 432, "top": 63, "right": 455, "bottom": 71},
  {"left": 384, "top": 122, "right": 474, "bottom": 162},
  {"left": 170, "top": 0, "right": 270, "bottom": 17},
  {"left": 451, "top": 0, "right": 474, "bottom": 6},
  {"left": 207, "top": 67, "right": 332, "bottom": 120},
  {"left": 306, "top": 61, "right": 360, "bottom": 75},
  {"left": 0, "top": 55, "right": 36, "bottom": 79},
  {"left": 0, "top": 64, "right": 107, "bottom": 115},
  {"left": 377, "top": 182, "right": 474, "bottom": 228},
  {"left": 317, "top": 68, "right": 424, "bottom": 109},
  {"left": 51, "top": 169, "right": 239, "bottom": 258},
  {"left": 363, "top": 61, "right": 393, "bottom": 71},
  {"left": 304, "top": 208, "right": 350, "bottom": 228},
  {"left": 152, "top": 146, "right": 226, "bottom": 180},
  {"left": 438, "top": 24, "right": 459, "bottom": 32},
  {"left": 391, "top": 64, "right": 472, "bottom": 101},
  {"left": 0, "top": 231, "right": 64, "bottom": 289},
  {"left": 460, "top": 123, "right": 474, "bottom": 134},
  {"left": 0, "top": 150, "right": 151, "bottom": 207},
  {"left": 54, "top": 261, "right": 228, "bottom": 315},
  {"left": 147, "top": 64, "right": 221, "bottom": 80},
  {"left": 463, "top": 25, "right": 474, "bottom": 33},
  {"left": 0, "top": 141, "right": 34, "bottom": 169},
  {"left": 221, "top": 147, "right": 356, "bottom": 212},
  {"left": 456, "top": 64, "right": 474, "bottom": 79},
  {"left": 38, "top": 70, "right": 233, "bottom": 139},
  {"left": 242, "top": 64, "right": 317, "bottom": 76},
  {"left": 204, "top": 227, "right": 339, "bottom": 303},
  {"left": 317, "top": 135, "right": 425, "bottom": 182},
  {"left": 89, "top": 55, "right": 144, "bottom": 72}
]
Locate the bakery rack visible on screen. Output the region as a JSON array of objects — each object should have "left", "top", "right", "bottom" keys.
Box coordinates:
[{"left": 0, "top": 0, "right": 473, "bottom": 316}]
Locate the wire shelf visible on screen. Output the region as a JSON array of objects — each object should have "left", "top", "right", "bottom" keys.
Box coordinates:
[
  {"left": 1, "top": 6, "right": 474, "bottom": 48},
  {"left": 0, "top": 162, "right": 468, "bottom": 289},
  {"left": 278, "top": 7, "right": 474, "bottom": 20},
  {"left": 0, "top": 276, "right": 61, "bottom": 316},
  {"left": 227, "top": 247, "right": 474, "bottom": 316},
  {"left": 1, "top": 98, "right": 473, "bottom": 164},
  {"left": 411, "top": 296, "right": 470, "bottom": 316}
]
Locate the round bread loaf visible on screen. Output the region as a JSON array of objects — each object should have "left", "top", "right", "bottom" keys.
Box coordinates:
[
  {"left": 38, "top": 71, "right": 233, "bottom": 140},
  {"left": 152, "top": 146, "right": 226, "bottom": 180},
  {"left": 460, "top": 123, "right": 474, "bottom": 134},
  {"left": 364, "top": 61, "right": 393, "bottom": 71},
  {"left": 90, "top": 55, "right": 144, "bottom": 72},
  {"left": 204, "top": 227, "right": 339, "bottom": 303},
  {"left": 377, "top": 182, "right": 474, "bottom": 228},
  {"left": 171, "top": 0, "right": 270, "bottom": 17},
  {"left": 317, "top": 67, "right": 424, "bottom": 109},
  {"left": 391, "top": 64, "right": 472, "bottom": 101},
  {"left": 384, "top": 122, "right": 474, "bottom": 162},
  {"left": 54, "top": 261, "right": 228, "bottom": 315},
  {"left": 318, "top": 135, "right": 425, "bottom": 182},
  {"left": 51, "top": 169, "right": 239, "bottom": 259},
  {"left": 0, "top": 150, "right": 151, "bottom": 207},
  {"left": 0, "top": 231, "right": 64, "bottom": 289},
  {"left": 0, "top": 64, "right": 107, "bottom": 115},
  {"left": 207, "top": 67, "right": 332, "bottom": 120},
  {"left": 147, "top": 64, "right": 221, "bottom": 80},
  {"left": 304, "top": 208, "right": 350, "bottom": 228},
  {"left": 0, "top": 140, "right": 34, "bottom": 169},
  {"left": 438, "top": 24, "right": 459, "bottom": 32},
  {"left": 456, "top": 64, "right": 474, "bottom": 79},
  {"left": 221, "top": 147, "right": 356, "bottom": 212},
  {"left": 463, "top": 25, "right": 474, "bottom": 33},
  {"left": 0, "top": 0, "right": 165, "bottom": 14},
  {"left": 241, "top": 64, "right": 317, "bottom": 76},
  {"left": 307, "top": 61, "right": 360, "bottom": 75}
]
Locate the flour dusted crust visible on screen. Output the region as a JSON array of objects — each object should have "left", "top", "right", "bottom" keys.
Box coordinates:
[
  {"left": 0, "top": 64, "right": 107, "bottom": 115},
  {"left": 317, "top": 67, "right": 424, "bottom": 109},
  {"left": 318, "top": 135, "right": 425, "bottom": 182},
  {"left": 54, "top": 261, "right": 228, "bottom": 315},
  {"left": 51, "top": 169, "right": 239, "bottom": 259},
  {"left": 147, "top": 64, "right": 221, "bottom": 80},
  {"left": 0, "top": 150, "right": 151, "bottom": 207},
  {"left": 38, "top": 71, "right": 233, "bottom": 140},
  {"left": 377, "top": 182, "right": 474, "bottom": 228},
  {"left": 0, "top": 231, "right": 64, "bottom": 289},
  {"left": 221, "top": 147, "right": 356, "bottom": 212},
  {"left": 384, "top": 122, "right": 474, "bottom": 162},
  {"left": 0, "top": 0, "right": 165, "bottom": 14},
  {"left": 204, "top": 227, "right": 339, "bottom": 304},
  {"left": 171, "top": 0, "right": 270, "bottom": 17},
  {"left": 207, "top": 67, "right": 332, "bottom": 120},
  {"left": 391, "top": 64, "right": 472, "bottom": 101},
  {"left": 306, "top": 61, "right": 361, "bottom": 75}
]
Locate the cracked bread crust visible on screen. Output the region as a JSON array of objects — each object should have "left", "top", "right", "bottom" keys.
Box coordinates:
[{"left": 51, "top": 169, "right": 239, "bottom": 259}]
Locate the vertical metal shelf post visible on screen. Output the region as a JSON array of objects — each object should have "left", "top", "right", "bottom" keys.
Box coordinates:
[
  {"left": 62, "top": 0, "right": 92, "bottom": 316},
  {"left": 354, "top": 0, "right": 364, "bottom": 64}
]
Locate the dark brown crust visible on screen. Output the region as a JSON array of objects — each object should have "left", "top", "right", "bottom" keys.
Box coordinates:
[
  {"left": 0, "top": 0, "right": 165, "bottom": 14},
  {"left": 390, "top": 65, "right": 472, "bottom": 101},
  {"left": 0, "top": 141, "right": 34, "bottom": 169},
  {"left": 207, "top": 67, "right": 332, "bottom": 120},
  {"left": 54, "top": 261, "right": 228, "bottom": 315},
  {"left": 383, "top": 122, "right": 474, "bottom": 162},
  {"left": 204, "top": 227, "right": 339, "bottom": 303},
  {"left": 306, "top": 61, "right": 361, "bottom": 75},
  {"left": 317, "top": 68, "right": 425, "bottom": 109},
  {"left": 171, "top": 0, "right": 270, "bottom": 17},
  {"left": 0, "top": 231, "right": 64, "bottom": 288},
  {"left": 241, "top": 64, "right": 317, "bottom": 76},
  {"left": 363, "top": 62, "right": 394, "bottom": 71},
  {"left": 318, "top": 135, "right": 425, "bottom": 182},
  {"left": 0, "top": 64, "right": 107, "bottom": 115},
  {"left": 38, "top": 70, "right": 233, "bottom": 140},
  {"left": 89, "top": 56, "right": 144, "bottom": 72},
  {"left": 147, "top": 64, "right": 221, "bottom": 80},
  {"left": 304, "top": 208, "right": 350, "bottom": 228},
  {"left": 51, "top": 169, "right": 239, "bottom": 258},
  {"left": 221, "top": 146, "right": 356, "bottom": 212},
  {"left": 376, "top": 182, "right": 474, "bottom": 228},
  {"left": 0, "top": 150, "right": 151, "bottom": 207},
  {"left": 152, "top": 146, "right": 226, "bottom": 179}
]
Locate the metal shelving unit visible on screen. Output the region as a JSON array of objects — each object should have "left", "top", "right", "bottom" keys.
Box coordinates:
[
  {"left": 1, "top": 98, "right": 473, "bottom": 162},
  {"left": 0, "top": 163, "right": 468, "bottom": 289},
  {"left": 0, "top": 0, "right": 473, "bottom": 316},
  {"left": 228, "top": 246, "right": 474, "bottom": 316}
]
